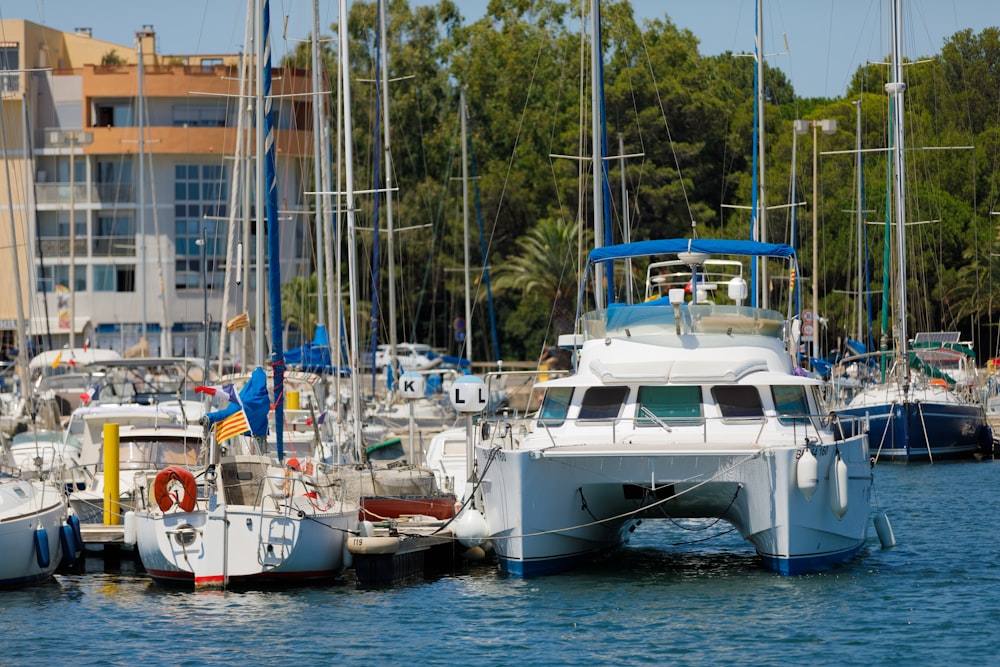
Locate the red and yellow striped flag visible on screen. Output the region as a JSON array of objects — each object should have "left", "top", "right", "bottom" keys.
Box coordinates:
[
  {"left": 226, "top": 312, "right": 250, "bottom": 332},
  {"left": 215, "top": 408, "right": 250, "bottom": 443}
]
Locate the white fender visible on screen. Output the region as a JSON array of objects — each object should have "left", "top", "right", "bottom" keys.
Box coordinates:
[
  {"left": 875, "top": 511, "right": 896, "bottom": 549},
  {"left": 454, "top": 508, "right": 489, "bottom": 548},
  {"left": 123, "top": 511, "right": 137, "bottom": 546},
  {"left": 829, "top": 454, "right": 849, "bottom": 519},
  {"left": 796, "top": 448, "right": 819, "bottom": 500}
]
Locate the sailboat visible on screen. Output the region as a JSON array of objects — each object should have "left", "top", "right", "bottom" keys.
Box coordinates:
[
  {"left": 449, "top": 0, "right": 874, "bottom": 577},
  {"left": 0, "top": 78, "right": 78, "bottom": 586},
  {"left": 833, "top": 0, "right": 991, "bottom": 462},
  {"left": 130, "top": 0, "right": 354, "bottom": 588}
]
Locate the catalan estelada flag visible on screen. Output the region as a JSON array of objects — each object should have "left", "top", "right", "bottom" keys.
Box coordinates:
[{"left": 215, "top": 408, "right": 250, "bottom": 443}]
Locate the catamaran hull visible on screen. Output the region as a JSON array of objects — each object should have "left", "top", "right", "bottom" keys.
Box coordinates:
[
  {"left": 476, "top": 441, "right": 870, "bottom": 576},
  {"left": 135, "top": 505, "right": 353, "bottom": 588},
  {"left": 838, "top": 401, "right": 988, "bottom": 461}
]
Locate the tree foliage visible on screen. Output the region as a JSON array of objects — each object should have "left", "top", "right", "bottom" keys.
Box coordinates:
[{"left": 284, "top": 1, "right": 1000, "bottom": 361}]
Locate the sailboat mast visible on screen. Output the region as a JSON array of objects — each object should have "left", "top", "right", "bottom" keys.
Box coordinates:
[
  {"left": 254, "top": 0, "right": 265, "bottom": 367},
  {"left": 340, "top": 0, "right": 364, "bottom": 459},
  {"left": 216, "top": 2, "right": 252, "bottom": 375},
  {"left": 887, "top": 0, "right": 909, "bottom": 372},
  {"left": 138, "top": 36, "right": 148, "bottom": 343},
  {"left": 380, "top": 0, "right": 400, "bottom": 374},
  {"left": 461, "top": 88, "right": 472, "bottom": 364},
  {"left": 311, "top": 0, "right": 326, "bottom": 329},
  {"left": 590, "top": 0, "right": 604, "bottom": 310},
  {"left": 754, "top": 0, "right": 768, "bottom": 308},
  {"left": 853, "top": 98, "right": 864, "bottom": 343}
]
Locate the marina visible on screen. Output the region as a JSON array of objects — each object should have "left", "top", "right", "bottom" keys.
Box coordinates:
[{"left": 4, "top": 460, "right": 1000, "bottom": 666}]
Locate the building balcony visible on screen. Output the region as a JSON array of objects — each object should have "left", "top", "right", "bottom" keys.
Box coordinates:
[{"left": 34, "top": 183, "right": 136, "bottom": 205}]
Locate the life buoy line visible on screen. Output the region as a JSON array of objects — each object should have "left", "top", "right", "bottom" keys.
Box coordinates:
[{"left": 153, "top": 466, "right": 198, "bottom": 512}]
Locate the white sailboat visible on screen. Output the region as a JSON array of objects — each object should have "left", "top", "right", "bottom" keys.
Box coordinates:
[{"left": 131, "top": 0, "right": 354, "bottom": 589}]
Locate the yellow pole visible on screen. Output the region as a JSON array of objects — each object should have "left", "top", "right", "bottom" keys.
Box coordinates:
[
  {"left": 286, "top": 390, "right": 300, "bottom": 411},
  {"left": 103, "top": 422, "right": 120, "bottom": 525}
]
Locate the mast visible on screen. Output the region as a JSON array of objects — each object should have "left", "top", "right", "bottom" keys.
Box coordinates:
[
  {"left": 254, "top": 0, "right": 265, "bottom": 366},
  {"left": 887, "top": 0, "right": 909, "bottom": 381},
  {"left": 311, "top": 0, "right": 326, "bottom": 333},
  {"left": 138, "top": 35, "right": 148, "bottom": 343},
  {"left": 752, "top": 0, "right": 768, "bottom": 307},
  {"left": 461, "top": 88, "right": 472, "bottom": 364},
  {"left": 590, "top": 0, "right": 604, "bottom": 309},
  {"left": 216, "top": 1, "right": 253, "bottom": 376},
  {"left": 379, "top": 0, "right": 400, "bottom": 377},
  {"left": 340, "top": 0, "right": 364, "bottom": 460}
]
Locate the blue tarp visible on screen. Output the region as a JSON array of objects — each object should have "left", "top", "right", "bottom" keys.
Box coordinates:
[{"left": 285, "top": 325, "right": 351, "bottom": 376}]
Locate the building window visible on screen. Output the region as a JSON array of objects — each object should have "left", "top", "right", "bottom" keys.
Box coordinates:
[
  {"left": 94, "top": 101, "right": 134, "bottom": 127},
  {"left": 174, "top": 164, "right": 227, "bottom": 291},
  {"left": 37, "top": 265, "right": 85, "bottom": 293},
  {"left": 36, "top": 212, "right": 85, "bottom": 258},
  {"left": 0, "top": 43, "right": 19, "bottom": 93},
  {"left": 94, "top": 214, "right": 135, "bottom": 256},
  {"left": 173, "top": 104, "right": 227, "bottom": 127}
]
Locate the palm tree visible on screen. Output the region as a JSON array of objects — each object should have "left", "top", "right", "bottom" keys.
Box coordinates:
[{"left": 492, "top": 216, "right": 588, "bottom": 363}]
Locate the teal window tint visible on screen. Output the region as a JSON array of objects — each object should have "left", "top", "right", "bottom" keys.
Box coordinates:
[
  {"left": 578, "top": 386, "right": 628, "bottom": 420},
  {"left": 712, "top": 385, "right": 764, "bottom": 419},
  {"left": 538, "top": 386, "right": 573, "bottom": 427},
  {"left": 772, "top": 385, "right": 809, "bottom": 424},
  {"left": 636, "top": 385, "right": 702, "bottom": 424}
]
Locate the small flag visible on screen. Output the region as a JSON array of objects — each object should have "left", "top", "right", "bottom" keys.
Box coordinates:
[
  {"left": 195, "top": 383, "right": 240, "bottom": 406},
  {"left": 83, "top": 338, "right": 89, "bottom": 352},
  {"left": 79, "top": 383, "right": 100, "bottom": 406},
  {"left": 68, "top": 357, "right": 77, "bottom": 368},
  {"left": 226, "top": 312, "right": 250, "bottom": 332},
  {"left": 215, "top": 408, "right": 250, "bottom": 443},
  {"left": 51, "top": 351, "right": 63, "bottom": 369}
]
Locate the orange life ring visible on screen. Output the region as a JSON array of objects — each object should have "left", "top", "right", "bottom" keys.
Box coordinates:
[{"left": 153, "top": 466, "right": 198, "bottom": 512}]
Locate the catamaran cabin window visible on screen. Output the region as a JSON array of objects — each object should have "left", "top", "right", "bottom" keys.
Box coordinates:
[
  {"left": 771, "top": 385, "right": 810, "bottom": 424},
  {"left": 711, "top": 386, "right": 764, "bottom": 419},
  {"left": 578, "top": 386, "right": 628, "bottom": 421},
  {"left": 538, "top": 386, "right": 574, "bottom": 427},
  {"left": 636, "top": 385, "right": 703, "bottom": 425}
]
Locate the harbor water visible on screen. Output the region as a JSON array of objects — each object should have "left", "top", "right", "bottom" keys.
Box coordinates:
[{"left": 4, "top": 460, "right": 1000, "bottom": 666}]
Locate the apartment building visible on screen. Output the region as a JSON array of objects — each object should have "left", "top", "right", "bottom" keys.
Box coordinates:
[{"left": 0, "top": 20, "right": 314, "bottom": 365}]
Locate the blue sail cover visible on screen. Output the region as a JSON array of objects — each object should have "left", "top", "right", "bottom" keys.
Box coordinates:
[{"left": 588, "top": 239, "right": 796, "bottom": 264}]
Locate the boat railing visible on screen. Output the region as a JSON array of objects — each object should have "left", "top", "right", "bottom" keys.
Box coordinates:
[{"left": 476, "top": 410, "right": 866, "bottom": 451}]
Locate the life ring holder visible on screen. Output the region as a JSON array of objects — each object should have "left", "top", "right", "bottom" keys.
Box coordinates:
[{"left": 153, "top": 466, "right": 198, "bottom": 512}]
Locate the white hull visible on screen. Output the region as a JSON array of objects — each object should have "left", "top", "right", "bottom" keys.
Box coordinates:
[
  {"left": 465, "top": 238, "right": 875, "bottom": 576},
  {"left": 477, "top": 440, "right": 869, "bottom": 575},
  {"left": 0, "top": 476, "right": 69, "bottom": 586},
  {"left": 134, "top": 455, "right": 354, "bottom": 588}
]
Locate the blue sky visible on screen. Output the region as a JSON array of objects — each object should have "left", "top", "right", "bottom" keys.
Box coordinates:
[{"left": 8, "top": 0, "right": 997, "bottom": 98}]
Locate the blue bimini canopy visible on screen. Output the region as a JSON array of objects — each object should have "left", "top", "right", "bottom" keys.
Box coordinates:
[{"left": 588, "top": 238, "right": 796, "bottom": 265}]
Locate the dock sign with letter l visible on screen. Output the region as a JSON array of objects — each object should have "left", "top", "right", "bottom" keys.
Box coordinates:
[{"left": 451, "top": 375, "right": 488, "bottom": 413}]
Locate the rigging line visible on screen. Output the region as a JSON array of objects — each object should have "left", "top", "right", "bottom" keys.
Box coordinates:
[{"left": 636, "top": 28, "right": 695, "bottom": 228}]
